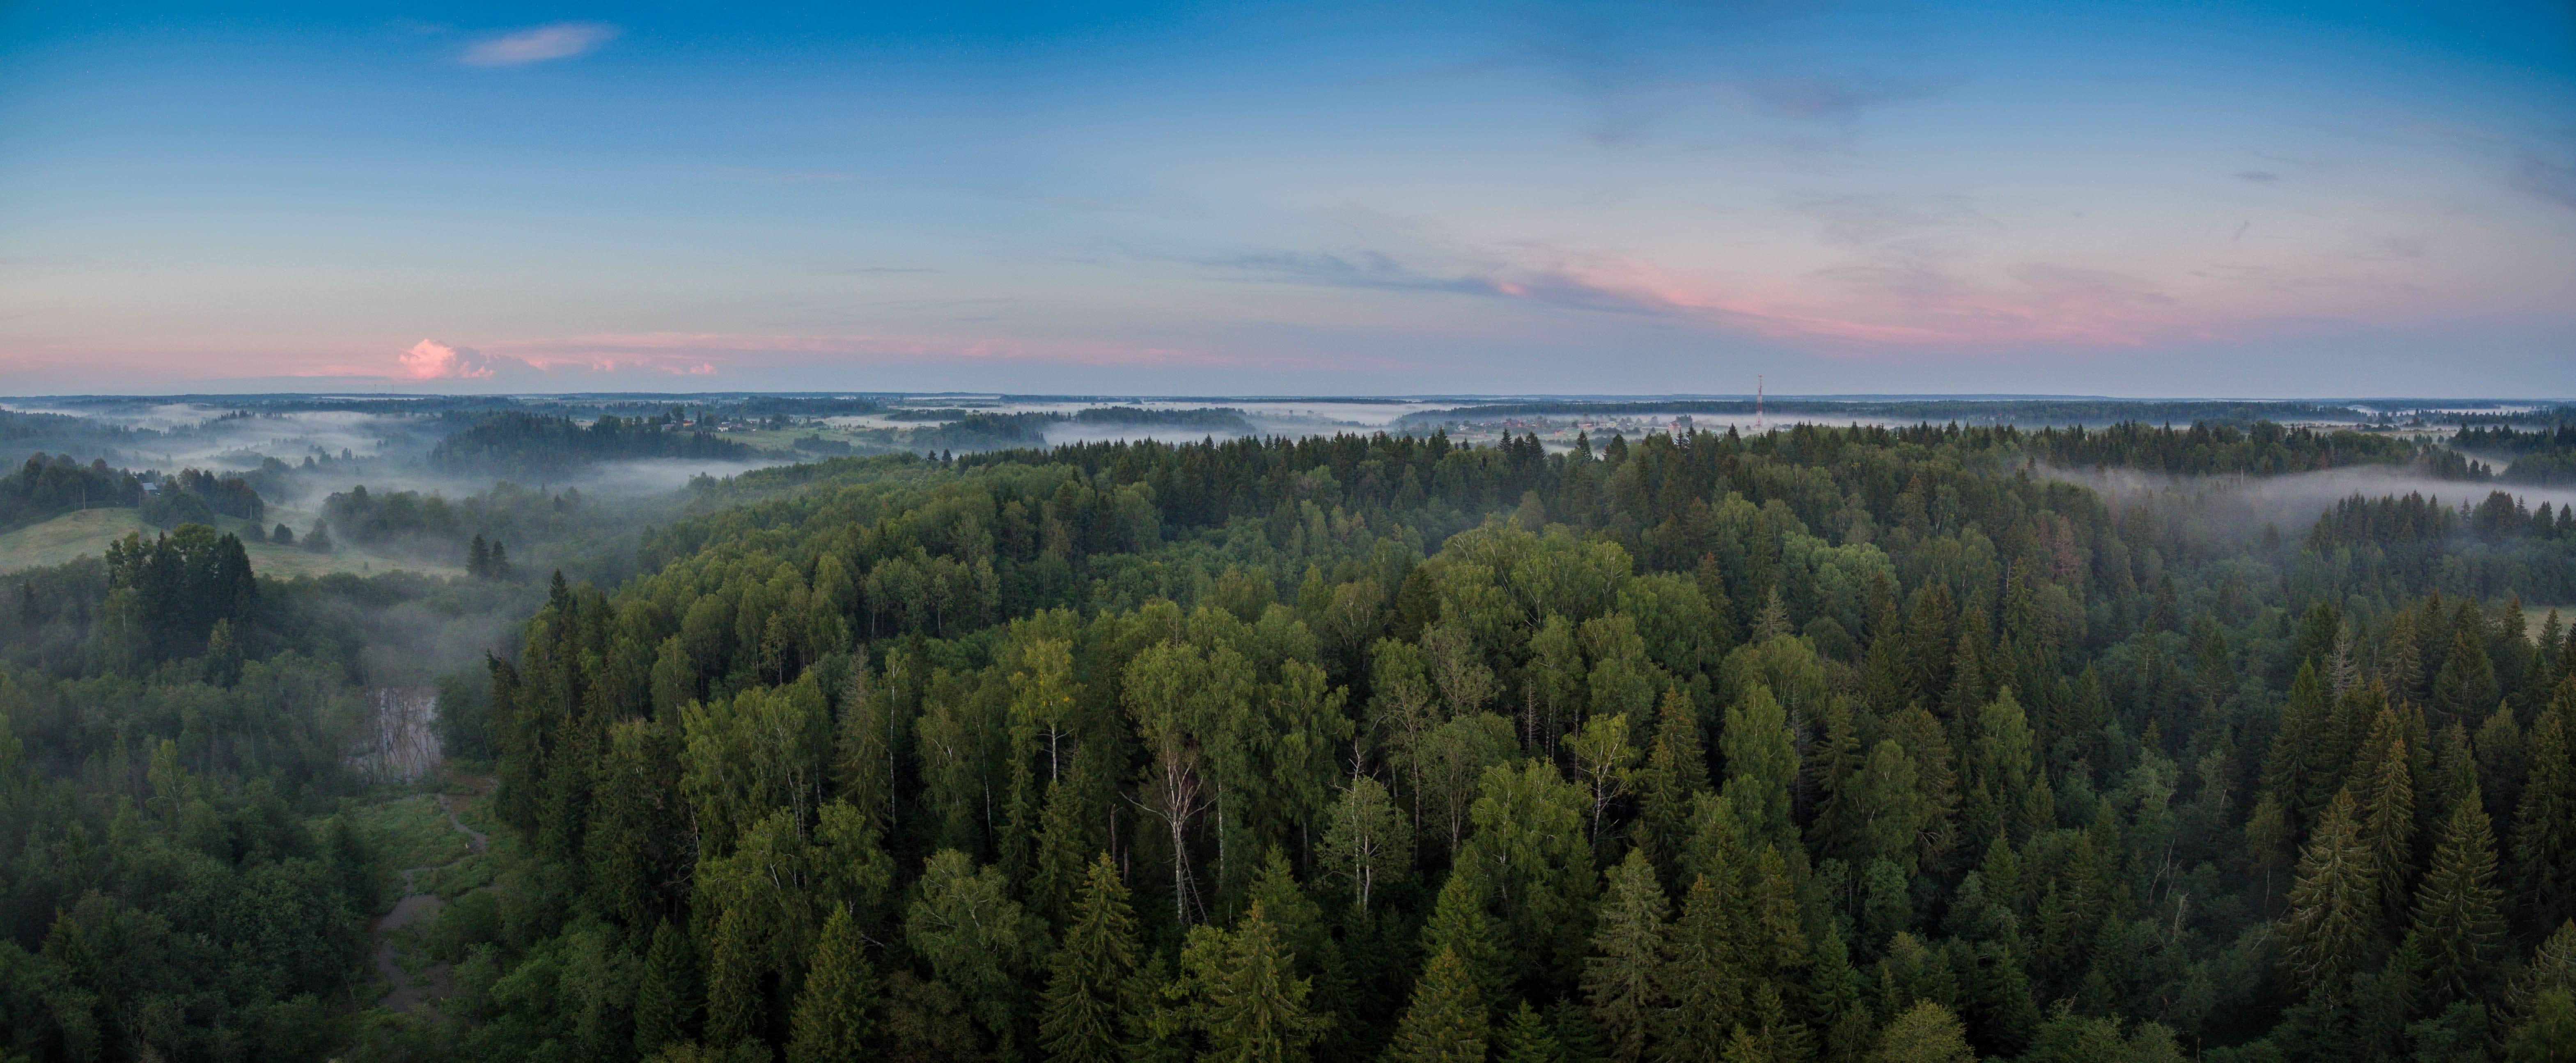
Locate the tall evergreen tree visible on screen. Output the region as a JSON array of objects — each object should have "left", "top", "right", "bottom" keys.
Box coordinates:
[
  {"left": 635, "top": 919, "right": 700, "bottom": 1058},
  {"left": 703, "top": 905, "right": 763, "bottom": 1049},
  {"left": 2405, "top": 793, "right": 2506, "bottom": 1009},
  {"left": 1587, "top": 850, "right": 1671, "bottom": 1063},
  {"left": 785, "top": 908, "right": 878, "bottom": 1063},
  {"left": 2515, "top": 690, "right": 2576, "bottom": 930},
  {"left": 1041, "top": 854, "right": 1142, "bottom": 1063},
  {"left": 1176, "top": 903, "right": 1329, "bottom": 1063},
  {"left": 1387, "top": 948, "right": 1491, "bottom": 1063},
  {"left": 2281, "top": 790, "right": 2380, "bottom": 992}
]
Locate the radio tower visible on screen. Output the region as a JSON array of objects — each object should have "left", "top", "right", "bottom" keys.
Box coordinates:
[{"left": 1755, "top": 374, "right": 1765, "bottom": 433}]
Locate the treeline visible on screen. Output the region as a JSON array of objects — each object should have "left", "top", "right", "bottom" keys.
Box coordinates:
[
  {"left": 2453, "top": 424, "right": 2576, "bottom": 485},
  {"left": 0, "top": 455, "right": 142, "bottom": 532},
  {"left": 348, "top": 422, "right": 2576, "bottom": 1063},
  {"left": 2016, "top": 421, "right": 2419, "bottom": 476},
  {"left": 1410, "top": 401, "right": 2376, "bottom": 428},
  {"left": 893, "top": 408, "right": 1254, "bottom": 453},
  {"left": 1, "top": 454, "right": 263, "bottom": 533},
  {"left": 145, "top": 467, "right": 266, "bottom": 528},
  {"left": 320, "top": 483, "right": 587, "bottom": 552},
  {"left": 2298, "top": 492, "right": 2576, "bottom": 605},
  {"left": 430, "top": 413, "right": 759, "bottom": 475}
]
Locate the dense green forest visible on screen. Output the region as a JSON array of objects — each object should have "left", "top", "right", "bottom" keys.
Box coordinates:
[{"left": 5, "top": 419, "right": 2576, "bottom": 1063}]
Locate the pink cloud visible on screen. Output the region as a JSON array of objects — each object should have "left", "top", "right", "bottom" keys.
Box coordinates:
[{"left": 398, "top": 339, "right": 505, "bottom": 379}]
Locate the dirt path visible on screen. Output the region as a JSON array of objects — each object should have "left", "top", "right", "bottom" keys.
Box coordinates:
[{"left": 371, "top": 794, "right": 490, "bottom": 1013}]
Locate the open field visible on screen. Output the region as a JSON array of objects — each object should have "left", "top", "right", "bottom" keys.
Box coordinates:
[{"left": 0, "top": 507, "right": 458, "bottom": 578}]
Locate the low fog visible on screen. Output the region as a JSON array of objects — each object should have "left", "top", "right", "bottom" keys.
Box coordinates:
[{"left": 2036, "top": 462, "right": 2576, "bottom": 543}]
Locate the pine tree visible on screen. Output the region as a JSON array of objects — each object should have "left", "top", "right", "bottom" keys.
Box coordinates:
[
  {"left": 1586, "top": 850, "right": 1670, "bottom": 1063},
  {"left": 1387, "top": 948, "right": 1491, "bottom": 1063},
  {"left": 468, "top": 534, "right": 490, "bottom": 578},
  {"left": 2281, "top": 790, "right": 2379, "bottom": 992},
  {"left": 786, "top": 907, "right": 878, "bottom": 1063},
  {"left": 634, "top": 919, "right": 700, "bottom": 1058},
  {"left": 2404, "top": 793, "right": 2505, "bottom": 1008},
  {"left": 1041, "top": 854, "right": 1141, "bottom": 1063}
]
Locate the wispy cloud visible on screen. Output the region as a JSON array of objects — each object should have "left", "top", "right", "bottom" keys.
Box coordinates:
[
  {"left": 2512, "top": 149, "right": 2576, "bottom": 211},
  {"left": 1207, "top": 250, "right": 1681, "bottom": 317},
  {"left": 461, "top": 22, "right": 617, "bottom": 67},
  {"left": 1734, "top": 75, "right": 1952, "bottom": 121}
]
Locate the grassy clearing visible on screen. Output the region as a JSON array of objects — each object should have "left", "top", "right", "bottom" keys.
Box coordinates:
[
  {"left": 0, "top": 507, "right": 457, "bottom": 577},
  {"left": 348, "top": 794, "right": 474, "bottom": 874}
]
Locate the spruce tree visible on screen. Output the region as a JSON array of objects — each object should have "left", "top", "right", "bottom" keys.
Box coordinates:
[
  {"left": 1499, "top": 1001, "right": 1568, "bottom": 1063},
  {"left": 1040, "top": 854, "right": 1141, "bottom": 1063},
  {"left": 703, "top": 905, "right": 763, "bottom": 1049},
  {"left": 1179, "top": 903, "right": 1329, "bottom": 1063},
  {"left": 1586, "top": 850, "right": 1670, "bottom": 1063},
  {"left": 1421, "top": 863, "right": 1508, "bottom": 1015},
  {"left": 2281, "top": 790, "right": 2379, "bottom": 992},
  {"left": 1658, "top": 873, "right": 1745, "bottom": 1058},
  {"left": 785, "top": 908, "right": 877, "bottom": 1063},
  {"left": 2515, "top": 691, "right": 2576, "bottom": 930},
  {"left": 634, "top": 919, "right": 700, "bottom": 1058},
  {"left": 2354, "top": 731, "right": 2417, "bottom": 921},
  {"left": 1720, "top": 684, "right": 1801, "bottom": 853},
  {"left": 1387, "top": 948, "right": 1491, "bottom": 1063},
  {"left": 1634, "top": 688, "right": 1710, "bottom": 881},
  {"left": 2405, "top": 793, "right": 2505, "bottom": 1008}
]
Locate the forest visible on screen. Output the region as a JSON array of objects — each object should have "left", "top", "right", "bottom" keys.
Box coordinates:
[
  {"left": 2, "top": 419, "right": 2574, "bottom": 1063},
  {"left": 0, "top": 456, "right": 264, "bottom": 535},
  {"left": 430, "top": 413, "right": 762, "bottom": 475}
]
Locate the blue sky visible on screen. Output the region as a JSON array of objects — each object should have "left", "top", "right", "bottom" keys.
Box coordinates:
[{"left": 2, "top": 0, "right": 2572, "bottom": 396}]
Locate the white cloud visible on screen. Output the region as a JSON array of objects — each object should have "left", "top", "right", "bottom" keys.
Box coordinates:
[{"left": 461, "top": 22, "right": 617, "bottom": 67}]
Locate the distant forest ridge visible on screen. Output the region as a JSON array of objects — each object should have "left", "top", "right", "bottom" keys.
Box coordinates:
[{"left": 1402, "top": 398, "right": 2576, "bottom": 426}]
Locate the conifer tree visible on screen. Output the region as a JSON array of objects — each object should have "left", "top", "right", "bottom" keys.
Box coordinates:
[
  {"left": 1658, "top": 873, "right": 1745, "bottom": 1058},
  {"left": 1635, "top": 689, "right": 1711, "bottom": 880},
  {"left": 2354, "top": 731, "right": 2417, "bottom": 920},
  {"left": 1421, "top": 863, "right": 1508, "bottom": 1015},
  {"left": 1721, "top": 684, "right": 1801, "bottom": 853},
  {"left": 1388, "top": 948, "right": 1491, "bottom": 1063},
  {"left": 1870, "top": 1001, "right": 1974, "bottom": 1063},
  {"left": 1030, "top": 742, "right": 1111, "bottom": 924},
  {"left": 2281, "top": 790, "right": 2379, "bottom": 991},
  {"left": 635, "top": 919, "right": 700, "bottom": 1058},
  {"left": 785, "top": 908, "right": 877, "bottom": 1063},
  {"left": 1587, "top": 850, "right": 1670, "bottom": 1063},
  {"left": 2405, "top": 793, "right": 2505, "bottom": 1008},
  {"left": 1500, "top": 1000, "right": 1569, "bottom": 1063},
  {"left": 1041, "top": 854, "right": 1142, "bottom": 1063},
  {"left": 1176, "top": 903, "right": 1329, "bottom": 1063},
  {"left": 2515, "top": 691, "right": 2576, "bottom": 929},
  {"left": 703, "top": 905, "right": 762, "bottom": 1049}
]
